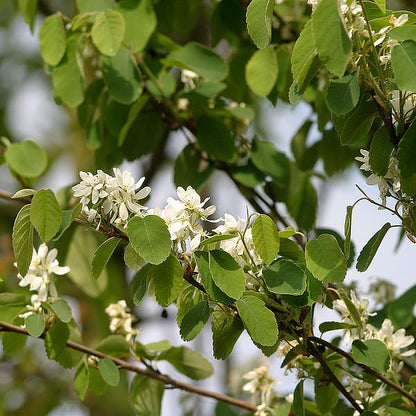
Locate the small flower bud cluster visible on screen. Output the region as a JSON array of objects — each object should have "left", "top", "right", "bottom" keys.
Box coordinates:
[
  {"left": 105, "top": 300, "right": 139, "bottom": 342},
  {"left": 72, "top": 168, "right": 151, "bottom": 227}
]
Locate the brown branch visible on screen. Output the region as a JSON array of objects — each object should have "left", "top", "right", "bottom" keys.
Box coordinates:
[
  {"left": 309, "top": 336, "right": 416, "bottom": 406},
  {"left": 307, "top": 340, "right": 363, "bottom": 413},
  {"left": 0, "top": 321, "right": 257, "bottom": 413}
]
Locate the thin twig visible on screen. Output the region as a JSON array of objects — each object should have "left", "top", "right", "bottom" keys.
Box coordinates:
[
  {"left": 309, "top": 336, "right": 416, "bottom": 406},
  {"left": 0, "top": 321, "right": 256, "bottom": 413},
  {"left": 307, "top": 340, "right": 363, "bottom": 413}
]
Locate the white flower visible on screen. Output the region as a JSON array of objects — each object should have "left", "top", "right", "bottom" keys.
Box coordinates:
[
  {"left": 105, "top": 300, "right": 139, "bottom": 342},
  {"left": 181, "top": 69, "right": 199, "bottom": 89},
  {"left": 214, "top": 213, "right": 246, "bottom": 235},
  {"left": 355, "top": 149, "right": 371, "bottom": 172},
  {"left": 17, "top": 244, "right": 70, "bottom": 302},
  {"left": 243, "top": 366, "right": 276, "bottom": 410},
  {"left": 390, "top": 13, "right": 408, "bottom": 28},
  {"left": 177, "top": 98, "right": 189, "bottom": 111},
  {"left": 72, "top": 170, "right": 110, "bottom": 205},
  {"left": 18, "top": 294, "right": 43, "bottom": 319},
  {"left": 366, "top": 174, "right": 389, "bottom": 206},
  {"left": 176, "top": 186, "right": 216, "bottom": 218}
]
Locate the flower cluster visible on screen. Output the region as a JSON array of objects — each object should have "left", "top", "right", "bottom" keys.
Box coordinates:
[
  {"left": 17, "top": 244, "right": 70, "bottom": 303},
  {"left": 243, "top": 366, "right": 276, "bottom": 416},
  {"left": 72, "top": 168, "right": 151, "bottom": 227},
  {"left": 105, "top": 300, "right": 139, "bottom": 343}
]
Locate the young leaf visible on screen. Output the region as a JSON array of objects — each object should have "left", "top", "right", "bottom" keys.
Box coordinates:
[
  {"left": 209, "top": 250, "right": 246, "bottom": 300},
  {"left": 392, "top": 40, "right": 416, "bottom": 93},
  {"left": 25, "top": 313, "right": 45, "bottom": 338},
  {"left": 326, "top": 74, "right": 360, "bottom": 116},
  {"left": 130, "top": 374, "right": 164, "bottom": 416},
  {"left": 30, "top": 189, "right": 62, "bottom": 242},
  {"left": 39, "top": 14, "right": 67, "bottom": 66},
  {"left": 398, "top": 119, "right": 416, "bottom": 179},
  {"left": 92, "top": 237, "right": 120, "bottom": 279},
  {"left": 246, "top": 0, "right": 274, "bottom": 49},
  {"left": 2, "top": 331, "right": 27, "bottom": 356},
  {"left": 312, "top": 0, "right": 352, "bottom": 77},
  {"left": 130, "top": 265, "right": 150, "bottom": 305},
  {"left": 127, "top": 215, "right": 171, "bottom": 265},
  {"left": 158, "top": 346, "right": 214, "bottom": 380},
  {"left": 293, "top": 380, "right": 305, "bottom": 416},
  {"left": 263, "top": 259, "right": 306, "bottom": 295},
  {"left": 374, "top": 0, "right": 386, "bottom": 13},
  {"left": 98, "top": 358, "right": 120, "bottom": 387},
  {"left": 45, "top": 321, "right": 70, "bottom": 360},
  {"left": 91, "top": 9, "right": 125, "bottom": 56},
  {"left": 74, "top": 359, "right": 89, "bottom": 400},
  {"left": 117, "top": 0, "right": 156, "bottom": 53},
  {"left": 369, "top": 126, "right": 393, "bottom": 176},
  {"left": 319, "top": 321, "right": 357, "bottom": 334},
  {"left": 100, "top": 48, "right": 143, "bottom": 104},
  {"left": 252, "top": 214, "right": 280, "bottom": 265},
  {"left": 5, "top": 140, "right": 48, "bottom": 179},
  {"left": 246, "top": 47, "right": 278, "bottom": 96},
  {"left": 356, "top": 223, "right": 391, "bottom": 272},
  {"left": 212, "top": 310, "right": 244, "bottom": 360},
  {"left": 236, "top": 294, "right": 278, "bottom": 346},
  {"left": 165, "top": 42, "right": 228, "bottom": 81},
  {"left": 12, "top": 205, "right": 34, "bottom": 276},
  {"left": 52, "top": 35, "right": 84, "bottom": 108},
  {"left": 194, "top": 251, "right": 234, "bottom": 304},
  {"left": 305, "top": 234, "right": 347, "bottom": 282},
  {"left": 95, "top": 335, "right": 130, "bottom": 358},
  {"left": 76, "top": 0, "right": 114, "bottom": 12},
  {"left": 124, "top": 243, "right": 145, "bottom": 271},
  {"left": 180, "top": 300, "right": 210, "bottom": 341},
  {"left": 338, "top": 288, "right": 363, "bottom": 328},
  {"left": 344, "top": 205, "right": 353, "bottom": 260},
  {"left": 19, "top": 0, "right": 37, "bottom": 32},
  {"left": 150, "top": 255, "right": 183, "bottom": 307},
  {"left": 352, "top": 339, "right": 390, "bottom": 373},
  {"left": 49, "top": 298, "right": 72, "bottom": 323}
]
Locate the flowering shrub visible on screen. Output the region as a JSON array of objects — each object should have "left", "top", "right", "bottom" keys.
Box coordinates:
[{"left": 1, "top": 0, "right": 416, "bottom": 415}]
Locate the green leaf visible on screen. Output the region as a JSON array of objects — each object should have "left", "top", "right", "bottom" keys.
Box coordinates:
[
  {"left": 305, "top": 234, "right": 347, "bottom": 282},
  {"left": 398, "top": 119, "right": 416, "bottom": 179},
  {"left": 131, "top": 265, "right": 149, "bottom": 305},
  {"left": 30, "top": 189, "right": 62, "bottom": 242},
  {"left": 387, "top": 285, "right": 416, "bottom": 329},
  {"left": 49, "top": 298, "right": 72, "bottom": 323},
  {"left": 98, "top": 358, "right": 120, "bottom": 386},
  {"left": 369, "top": 126, "right": 393, "bottom": 176},
  {"left": 165, "top": 42, "right": 228, "bottom": 81},
  {"left": 45, "top": 321, "right": 70, "bottom": 360},
  {"left": 53, "top": 204, "right": 82, "bottom": 241},
  {"left": 100, "top": 48, "right": 143, "bottom": 104},
  {"left": 12, "top": 188, "right": 36, "bottom": 199},
  {"left": 124, "top": 243, "right": 144, "bottom": 271},
  {"left": 392, "top": 40, "right": 416, "bottom": 93},
  {"left": 246, "top": 47, "right": 278, "bottom": 96},
  {"left": 180, "top": 300, "right": 210, "bottom": 341},
  {"left": 251, "top": 138, "right": 290, "bottom": 183},
  {"left": 389, "top": 26, "right": 416, "bottom": 43},
  {"left": 194, "top": 251, "right": 234, "bottom": 304},
  {"left": 12, "top": 205, "right": 34, "bottom": 276},
  {"left": 236, "top": 294, "right": 278, "bottom": 346},
  {"left": 117, "top": 0, "right": 156, "bottom": 52},
  {"left": 25, "top": 313, "right": 45, "bottom": 338},
  {"left": 19, "top": 0, "right": 37, "bottom": 31},
  {"left": 212, "top": 310, "right": 244, "bottom": 360},
  {"left": 333, "top": 94, "right": 378, "bottom": 146},
  {"left": 158, "top": 346, "right": 214, "bottom": 380},
  {"left": 263, "top": 259, "right": 306, "bottom": 295},
  {"left": 76, "top": 0, "right": 114, "bottom": 12},
  {"left": 130, "top": 374, "right": 164, "bottom": 416},
  {"left": 312, "top": 0, "right": 352, "bottom": 77},
  {"left": 352, "top": 339, "right": 390, "bottom": 373},
  {"left": 209, "top": 250, "right": 246, "bottom": 300},
  {"left": 374, "top": 0, "right": 386, "bottom": 13},
  {"left": 39, "top": 15, "right": 66, "bottom": 66},
  {"left": 246, "top": 0, "right": 274, "bottom": 49},
  {"left": 92, "top": 237, "right": 120, "bottom": 279},
  {"left": 252, "top": 214, "right": 280, "bottom": 265},
  {"left": 150, "top": 255, "right": 183, "bottom": 307},
  {"left": 319, "top": 321, "right": 357, "bottom": 334},
  {"left": 195, "top": 115, "right": 236, "bottom": 162},
  {"left": 291, "top": 20, "right": 317, "bottom": 87},
  {"left": 96, "top": 335, "right": 130, "bottom": 358},
  {"left": 344, "top": 205, "right": 353, "bottom": 260},
  {"left": 293, "top": 380, "right": 305, "bottom": 416},
  {"left": 326, "top": 74, "right": 360, "bottom": 116},
  {"left": 356, "top": 223, "right": 391, "bottom": 272},
  {"left": 91, "top": 9, "right": 125, "bottom": 56},
  {"left": 127, "top": 215, "right": 171, "bottom": 265},
  {"left": 52, "top": 35, "right": 84, "bottom": 107},
  {"left": 2, "top": 331, "right": 27, "bottom": 356},
  {"left": 74, "top": 359, "right": 89, "bottom": 400},
  {"left": 5, "top": 140, "right": 47, "bottom": 179}
]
